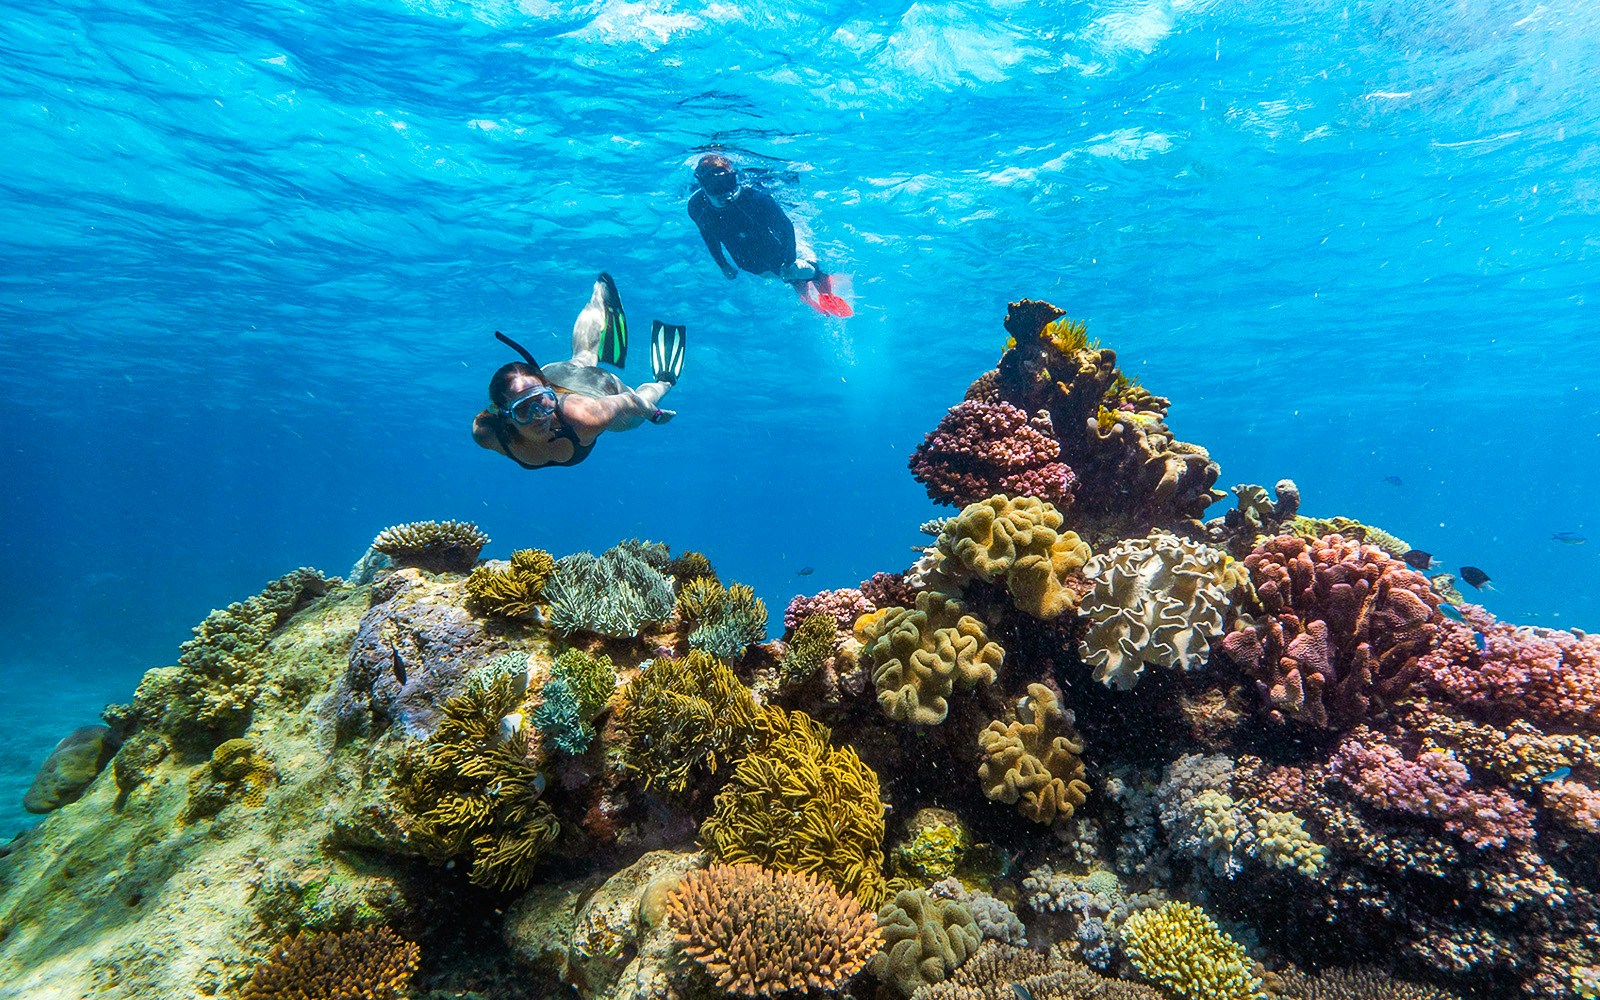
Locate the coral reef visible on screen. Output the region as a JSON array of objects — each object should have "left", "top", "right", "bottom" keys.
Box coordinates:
[
  {"left": 371, "top": 519, "right": 488, "bottom": 573},
  {"left": 545, "top": 540, "right": 676, "bottom": 638},
  {"left": 531, "top": 648, "right": 617, "bottom": 755},
  {"left": 909, "top": 398, "right": 1078, "bottom": 509},
  {"left": 776, "top": 612, "right": 838, "bottom": 688},
  {"left": 869, "top": 887, "right": 983, "bottom": 996},
  {"left": 615, "top": 650, "right": 762, "bottom": 795},
  {"left": 1204, "top": 480, "right": 1302, "bottom": 558},
  {"left": 859, "top": 590, "right": 1004, "bottom": 725},
  {"left": 892, "top": 808, "right": 970, "bottom": 884},
  {"left": 931, "top": 495, "right": 1092, "bottom": 620},
  {"left": 1276, "top": 966, "right": 1464, "bottom": 999},
  {"left": 466, "top": 547, "right": 555, "bottom": 618},
  {"left": 666, "top": 863, "right": 882, "bottom": 996},
  {"left": 238, "top": 927, "right": 420, "bottom": 1000},
  {"left": 677, "top": 576, "right": 769, "bottom": 657},
  {"left": 978, "top": 683, "right": 1090, "bottom": 828},
  {"left": 1417, "top": 614, "right": 1600, "bottom": 732},
  {"left": 1078, "top": 530, "right": 1248, "bottom": 690},
  {"left": 1120, "top": 901, "right": 1265, "bottom": 1000},
  {"left": 785, "top": 587, "right": 877, "bottom": 632},
  {"left": 910, "top": 940, "right": 1165, "bottom": 1000}
]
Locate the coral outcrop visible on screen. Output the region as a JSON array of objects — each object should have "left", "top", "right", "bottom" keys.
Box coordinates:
[
  {"left": 371, "top": 520, "right": 488, "bottom": 573},
  {"left": 615, "top": 650, "right": 762, "bottom": 796},
  {"left": 677, "top": 576, "right": 769, "bottom": 657},
  {"left": 977, "top": 683, "right": 1090, "bottom": 828},
  {"left": 931, "top": 495, "right": 1092, "bottom": 620},
  {"left": 545, "top": 540, "right": 676, "bottom": 638},
  {"left": 23, "top": 725, "right": 118, "bottom": 813},
  {"left": 859, "top": 590, "right": 1004, "bottom": 725}
]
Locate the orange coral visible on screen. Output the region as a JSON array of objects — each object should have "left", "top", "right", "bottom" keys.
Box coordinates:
[
  {"left": 666, "top": 863, "right": 882, "bottom": 997},
  {"left": 238, "top": 927, "right": 420, "bottom": 1000}
]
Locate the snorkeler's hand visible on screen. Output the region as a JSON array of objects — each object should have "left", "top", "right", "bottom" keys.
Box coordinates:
[
  {"left": 721, "top": 262, "right": 738, "bottom": 280},
  {"left": 649, "top": 408, "right": 676, "bottom": 425}
]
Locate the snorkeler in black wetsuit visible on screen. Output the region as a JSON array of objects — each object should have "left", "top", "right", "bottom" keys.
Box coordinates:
[{"left": 688, "top": 154, "right": 834, "bottom": 297}]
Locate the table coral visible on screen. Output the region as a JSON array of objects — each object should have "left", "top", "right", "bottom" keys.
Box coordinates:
[
  {"left": 665, "top": 863, "right": 882, "bottom": 997},
  {"left": 1218, "top": 534, "right": 1439, "bottom": 730},
  {"left": 677, "top": 576, "right": 769, "bottom": 657},
  {"left": 868, "top": 887, "right": 983, "bottom": 996},
  {"left": 615, "top": 650, "right": 762, "bottom": 795},
  {"left": 1120, "top": 901, "right": 1266, "bottom": 1000},
  {"left": 860, "top": 590, "right": 1004, "bottom": 725},
  {"left": 466, "top": 547, "right": 554, "bottom": 619},
  {"left": 909, "top": 398, "right": 1078, "bottom": 509},
  {"left": 1078, "top": 530, "right": 1248, "bottom": 690},
  {"left": 545, "top": 540, "right": 676, "bottom": 638},
  {"left": 238, "top": 926, "right": 420, "bottom": 1000},
  {"left": 371, "top": 519, "right": 488, "bottom": 573},
  {"left": 932, "top": 495, "right": 1091, "bottom": 620},
  {"left": 977, "top": 683, "right": 1090, "bottom": 828}
]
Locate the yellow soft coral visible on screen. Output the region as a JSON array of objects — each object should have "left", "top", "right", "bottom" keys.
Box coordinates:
[
  {"left": 934, "top": 495, "right": 1091, "bottom": 619},
  {"left": 1121, "top": 901, "right": 1266, "bottom": 1000},
  {"left": 859, "top": 591, "right": 1003, "bottom": 726},
  {"left": 616, "top": 651, "right": 762, "bottom": 795},
  {"left": 466, "top": 548, "right": 555, "bottom": 619},
  {"left": 977, "top": 684, "right": 1089, "bottom": 828}
]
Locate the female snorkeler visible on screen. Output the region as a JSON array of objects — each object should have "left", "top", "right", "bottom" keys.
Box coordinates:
[{"left": 471, "top": 273, "right": 685, "bottom": 469}]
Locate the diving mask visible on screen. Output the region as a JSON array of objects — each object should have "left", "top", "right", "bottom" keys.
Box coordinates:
[
  {"left": 501, "top": 385, "right": 557, "bottom": 426},
  {"left": 697, "top": 166, "right": 737, "bottom": 199}
]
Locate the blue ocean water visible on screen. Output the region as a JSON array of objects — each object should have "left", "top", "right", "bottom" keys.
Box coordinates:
[{"left": 1, "top": 0, "right": 1596, "bottom": 841}]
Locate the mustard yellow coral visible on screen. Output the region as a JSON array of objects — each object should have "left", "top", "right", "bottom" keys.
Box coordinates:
[
  {"left": 934, "top": 495, "right": 1091, "bottom": 619},
  {"left": 977, "top": 684, "right": 1089, "bottom": 827},
  {"left": 859, "top": 590, "right": 1003, "bottom": 726},
  {"left": 1121, "top": 901, "right": 1266, "bottom": 1000},
  {"left": 616, "top": 651, "right": 762, "bottom": 795},
  {"left": 181, "top": 738, "right": 276, "bottom": 823},
  {"left": 466, "top": 548, "right": 554, "bottom": 619},
  {"left": 239, "top": 927, "right": 420, "bottom": 1000}
]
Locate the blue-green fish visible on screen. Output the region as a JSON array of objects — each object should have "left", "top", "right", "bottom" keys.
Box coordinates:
[
  {"left": 1474, "top": 631, "right": 1487, "bottom": 652},
  {"left": 1552, "top": 532, "right": 1587, "bottom": 545},
  {"left": 1538, "top": 766, "right": 1572, "bottom": 783},
  {"left": 1439, "top": 604, "right": 1466, "bottom": 623},
  {"left": 1012, "top": 986, "right": 1035, "bottom": 1000}
]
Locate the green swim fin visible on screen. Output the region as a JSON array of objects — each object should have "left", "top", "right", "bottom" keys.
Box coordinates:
[
  {"left": 650, "top": 320, "right": 686, "bottom": 385},
  {"left": 596, "top": 271, "right": 628, "bottom": 367}
]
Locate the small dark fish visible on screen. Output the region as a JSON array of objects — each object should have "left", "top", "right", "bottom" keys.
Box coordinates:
[
  {"left": 1439, "top": 603, "right": 1466, "bottom": 623},
  {"left": 1012, "top": 986, "right": 1035, "bottom": 1000},
  {"left": 1474, "top": 630, "right": 1487, "bottom": 652},
  {"left": 796, "top": 566, "right": 815, "bottom": 576},
  {"left": 1403, "top": 549, "right": 1434, "bottom": 571},
  {"left": 391, "top": 648, "right": 408, "bottom": 686},
  {"left": 1538, "top": 766, "right": 1572, "bottom": 783},
  {"left": 1382, "top": 475, "right": 1404, "bottom": 486},
  {"left": 1552, "top": 532, "right": 1587, "bottom": 545},
  {"left": 1459, "top": 566, "right": 1493, "bottom": 590}
]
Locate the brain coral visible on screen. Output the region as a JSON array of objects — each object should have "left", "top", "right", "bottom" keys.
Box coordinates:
[
  {"left": 239, "top": 926, "right": 420, "bottom": 1000},
  {"left": 933, "top": 495, "right": 1091, "bottom": 620},
  {"left": 616, "top": 650, "right": 762, "bottom": 795},
  {"left": 1218, "top": 534, "right": 1439, "bottom": 730},
  {"left": 977, "top": 684, "right": 1090, "bottom": 828},
  {"left": 1120, "top": 901, "right": 1266, "bottom": 1000},
  {"left": 1078, "top": 530, "right": 1249, "bottom": 690},
  {"left": 371, "top": 519, "right": 488, "bottom": 573},
  {"left": 465, "top": 548, "right": 554, "bottom": 619},
  {"left": 545, "top": 540, "right": 676, "bottom": 638},
  {"left": 860, "top": 590, "right": 1004, "bottom": 725},
  {"left": 665, "top": 863, "right": 882, "bottom": 997},
  {"left": 909, "top": 399, "right": 1077, "bottom": 509},
  {"left": 868, "top": 887, "right": 983, "bottom": 996}
]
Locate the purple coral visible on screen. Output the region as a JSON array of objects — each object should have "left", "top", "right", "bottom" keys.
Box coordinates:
[
  {"left": 784, "top": 588, "right": 876, "bottom": 633},
  {"left": 908, "top": 400, "right": 1077, "bottom": 509},
  {"left": 1417, "top": 608, "right": 1600, "bottom": 732}
]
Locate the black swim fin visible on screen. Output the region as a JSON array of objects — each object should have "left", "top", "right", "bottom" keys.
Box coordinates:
[
  {"left": 596, "top": 272, "right": 628, "bottom": 367},
  {"left": 650, "top": 320, "right": 686, "bottom": 385}
]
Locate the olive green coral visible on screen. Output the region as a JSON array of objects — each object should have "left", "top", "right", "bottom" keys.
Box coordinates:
[
  {"left": 239, "top": 926, "right": 420, "bottom": 1000},
  {"left": 371, "top": 519, "right": 488, "bottom": 573},
  {"left": 545, "top": 541, "right": 676, "bottom": 638},
  {"left": 860, "top": 590, "right": 1004, "bottom": 726},
  {"left": 699, "top": 709, "right": 888, "bottom": 905},
  {"left": 395, "top": 665, "right": 558, "bottom": 890},
  {"left": 678, "top": 576, "right": 769, "bottom": 657},
  {"left": 1120, "top": 901, "right": 1266, "bottom": 1000},
  {"left": 616, "top": 650, "right": 762, "bottom": 795},
  {"left": 182, "top": 737, "right": 277, "bottom": 823},
  {"left": 466, "top": 548, "right": 554, "bottom": 618},
  {"left": 977, "top": 684, "right": 1089, "bottom": 828},
  {"left": 933, "top": 495, "right": 1091, "bottom": 620},
  {"left": 779, "top": 613, "right": 838, "bottom": 687},
  {"left": 868, "top": 887, "right": 982, "bottom": 996}
]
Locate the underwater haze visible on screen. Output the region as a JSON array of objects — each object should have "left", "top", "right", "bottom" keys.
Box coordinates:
[{"left": 2, "top": 0, "right": 1598, "bottom": 905}]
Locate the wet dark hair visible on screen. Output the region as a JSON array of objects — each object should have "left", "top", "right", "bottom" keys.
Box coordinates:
[{"left": 488, "top": 362, "right": 548, "bottom": 410}]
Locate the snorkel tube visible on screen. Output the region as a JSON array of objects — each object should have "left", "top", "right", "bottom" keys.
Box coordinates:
[{"left": 495, "top": 330, "right": 539, "bottom": 366}]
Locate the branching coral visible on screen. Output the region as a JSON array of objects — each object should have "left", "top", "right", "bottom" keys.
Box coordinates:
[
  {"left": 868, "top": 887, "right": 982, "bottom": 996},
  {"left": 545, "top": 541, "right": 676, "bottom": 638},
  {"left": 785, "top": 587, "right": 877, "bottom": 632},
  {"left": 1417, "top": 613, "right": 1600, "bottom": 733},
  {"left": 615, "top": 650, "right": 762, "bottom": 795},
  {"left": 1218, "top": 534, "right": 1439, "bottom": 730},
  {"left": 1120, "top": 901, "right": 1266, "bottom": 1000},
  {"left": 665, "top": 863, "right": 882, "bottom": 997},
  {"left": 465, "top": 548, "right": 554, "bottom": 619},
  {"left": 699, "top": 709, "right": 887, "bottom": 905},
  {"left": 1542, "top": 779, "right": 1600, "bottom": 833},
  {"left": 678, "top": 577, "right": 769, "bottom": 657},
  {"left": 239, "top": 926, "right": 420, "bottom": 1000},
  {"left": 394, "top": 665, "right": 558, "bottom": 889},
  {"left": 1276, "top": 966, "right": 1463, "bottom": 999},
  {"left": 1078, "top": 530, "right": 1248, "bottom": 690},
  {"left": 911, "top": 941, "right": 1166, "bottom": 1000},
  {"left": 932, "top": 495, "right": 1091, "bottom": 620},
  {"left": 181, "top": 737, "right": 276, "bottom": 823},
  {"left": 371, "top": 519, "right": 488, "bottom": 573},
  {"left": 977, "top": 684, "right": 1090, "bottom": 828},
  {"left": 909, "top": 399, "right": 1077, "bottom": 509},
  {"left": 859, "top": 590, "right": 1004, "bottom": 725}
]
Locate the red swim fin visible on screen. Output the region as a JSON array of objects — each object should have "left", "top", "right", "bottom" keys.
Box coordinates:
[{"left": 813, "top": 292, "right": 853, "bottom": 317}]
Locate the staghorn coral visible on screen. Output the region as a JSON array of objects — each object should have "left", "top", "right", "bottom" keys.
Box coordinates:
[
  {"left": 699, "top": 709, "right": 887, "bottom": 905},
  {"left": 859, "top": 590, "right": 1004, "bottom": 725},
  {"left": 1120, "top": 901, "right": 1266, "bottom": 1000},
  {"left": 394, "top": 665, "right": 558, "bottom": 889},
  {"left": 977, "top": 683, "right": 1090, "bottom": 828},
  {"left": 181, "top": 737, "right": 276, "bottom": 823},
  {"left": 1276, "top": 966, "right": 1463, "bottom": 999},
  {"left": 932, "top": 495, "right": 1091, "bottom": 620},
  {"left": 1218, "top": 534, "right": 1439, "bottom": 730},
  {"left": 616, "top": 650, "right": 762, "bottom": 796},
  {"left": 1078, "top": 530, "right": 1248, "bottom": 690},
  {"left": 238, "top": 926, "right": 420, "bottom": 1000},
  {"left": 678, "top": 576, "right": 769, "bottom": 657},
  {"left": 1417, "top": 612, "right": 1600, "bottom": 733},
  {"left": 665, "top": 863, "right": 881, "bottom": 997},
  {"left": 545, "top": 541, "right": 676, "bottom": 638},
  {"left": 869, "top": 887, "right": 983, "bottom": 996},
  {"left": 370, "top": 519, "right": 488, "bottom": 573},
  {"left": 909, "top": 399, "right": 1077, "bottom": 509},
  {"left": 465, "top": 548, "right": 554, "bottom": 619}
]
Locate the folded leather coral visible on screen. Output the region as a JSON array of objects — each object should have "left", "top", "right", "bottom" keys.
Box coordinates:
[{"left": 858, "top": 590, "right": 1004, "bottom": 725}]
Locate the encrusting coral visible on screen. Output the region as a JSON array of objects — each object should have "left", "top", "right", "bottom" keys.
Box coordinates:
[
  {"left": 615, "top": 650, "right": 762, "bottom": 795},
  {"left": 859, "top": 590, "right": 1004, "bottom": 725},
  {"left": 1078, "top": 530, "right": 1249, "bottom": 690},
  {"left": 869, "top": 886, "right": 983, "bottom": 996},
  {"left": 699, "top": 709, "right": 888, "bottom": 905},
  {"left": 181, "top": 737, "right": 276, "bottom": 823},
  {"left": 545, "top": 540, "right": 676, "bottom": 638},
  {"left": 1120, "top": 901, "right": 1266, "bottom": 1000},
  {"left": 371, "top": 519, "right": 488, "bottom": 573},
  {"left": 932, "top": 494, "right": 1092, "bottom": 620},
  {"left": 677, "top": 575, "right": 769, "bottom": 657},
  {"left": 238, "top": 926, "right": 420, "bottom": 1000},
  {"left": 665, "top": 863, "right": 882, "bottom": 997},
  {"left": 466, "top": 547, "right": 554, "bottom": 618},
  {"left": 977, "top": 683, "right": 1090, "bottom": 828}
]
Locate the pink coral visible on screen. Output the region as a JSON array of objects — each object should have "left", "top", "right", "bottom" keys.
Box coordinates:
[
  {"left": 1326, "top": 726, "right": 1535, "bottom": 849},
  {"left": 908, "top": 400, "right": 1077, "bottom": 509},
  {"left": 784, "top": 588, "right": 876, "bottom": 633},
  {"left": 859, "top": 572, "right": 915, "bottom": 611},
  {"left": 1542, "top": 779, "right": 1600, "bottom": 833},
  {"left": 1219, "top": 534, "right": 1439, "bottom": 730},
  {"left": 1417, "top": 610, "right": 1600, "bottom": 732}
]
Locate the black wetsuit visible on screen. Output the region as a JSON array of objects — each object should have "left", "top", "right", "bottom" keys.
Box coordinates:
[{"left": 688, "top": 187, "right": 797, "bottom": 277}]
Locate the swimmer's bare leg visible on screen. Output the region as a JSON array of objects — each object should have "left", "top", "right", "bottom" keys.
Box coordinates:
[{"left": 568, "top": 277, "right": 610, "bottom": 367}]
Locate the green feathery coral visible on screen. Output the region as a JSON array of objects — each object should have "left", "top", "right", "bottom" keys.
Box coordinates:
[
  {"left": 677, "top": 577, "right": 769, "bottom": 658},
  {"left": 1121, "top": 901, "right": 1266, "bottom": 1000},
  {"left": 779, "top": 613, "right": 837, "bottom": 686},
  {"left": 551, "top": 648, "right": 617, "bottom": 719},
  {"left": 616, "top": 651, "right": 762, "bottom": 795},
  {"left": 532, "top": 679, "right": 589, "bottom": 755},
  {"left": 545, "top": 542, "right": 676, "bottom": 638},
  {"left": 466, "top": 548, "right": 554, "bottom": 619},
  {"left": 534, "top": 649, "right": 619, "bottom": 754},
  {"left": 666, "top": 550, "right": 717, "bottom": 585}
]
